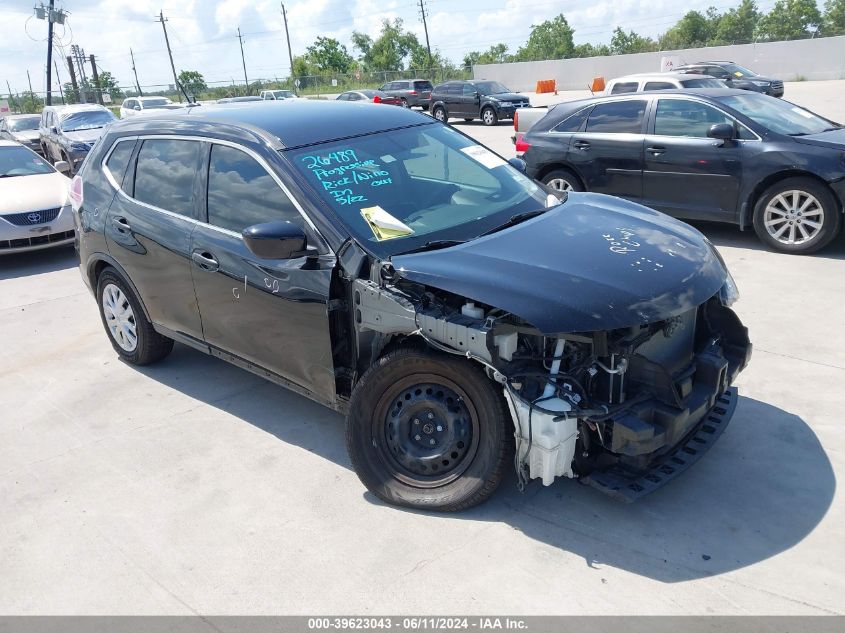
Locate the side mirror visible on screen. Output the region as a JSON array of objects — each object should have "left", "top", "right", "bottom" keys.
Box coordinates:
[
  {"left": 508, "top": 157, "right": 527, "bottom": 173},
  {"left": 707, "top": 123, "right": 735, "bottom": 141},
  {"left": 243, "top": 221, "right": 307, "bottom": 259},
  {"left": 54, "top": 160, "right": 71, "bottom": 174}
]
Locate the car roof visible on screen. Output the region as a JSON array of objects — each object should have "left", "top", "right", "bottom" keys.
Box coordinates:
[
  {"left": 45, "top": 103, "right": 110, "bottom": 114},
  {"left": 137, "top": 96, "right": 170, "bottom": 101},
  {"left": 4, "top": 114, "right": 41, "bottom": 119},
  {"left": 105, "top": 99, "right": 434, "bottom": 149},
  {"left": 609, "top": 72, "right": 715, "bottom": 81}
]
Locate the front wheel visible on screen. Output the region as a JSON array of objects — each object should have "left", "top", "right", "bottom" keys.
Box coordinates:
[
  {"left": 346, "top": 348, "right": 512, "bottom": 511},
  {"left": 400, "top": 98, "right": 409, "bottom": 108},
  {"left": 752, "top": 177, "right": 841, "bottom": 254},
  {"left": 432, "top": 106, "right": 447, "bottom": 122},
  {"left": 481, "top": 107, "right": 498, "bottom": 126}
]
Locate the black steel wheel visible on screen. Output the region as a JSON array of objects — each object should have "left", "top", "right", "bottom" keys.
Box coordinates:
[{"left": 346, "top": 348, "right": 512, "bottom": 511}]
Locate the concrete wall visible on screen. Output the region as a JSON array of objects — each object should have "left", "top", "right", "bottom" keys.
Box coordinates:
[{"left": 473, "top": 36, "right": 845, "bottom": 92}]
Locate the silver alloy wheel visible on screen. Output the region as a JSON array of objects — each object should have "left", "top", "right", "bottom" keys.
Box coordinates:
[
  {"left": 482, "top": 109, "right": 495, "bottom": 125},
  {"left": 547, "top": 178, "right": 574, "bottom": 192},
  {"left": 763, "top": 190, "right": 825, "bottom": 245},
  {"left": 102, "top": 283, "right": 138, "bottom": 352},
  {"left": 434, "top": 108, "right": 445, "bottom": 121}
]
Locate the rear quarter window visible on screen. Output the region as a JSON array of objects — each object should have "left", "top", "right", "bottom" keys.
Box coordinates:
[
  {"left": 551, "top": 107, "right": 592, "bottom": 133},
  {"left": 104, "top": 139, "right": 137, "bottom": 192},
  {"left": 644, "top": 81, "right": 676, "bottom": 91},
  {"left": 610, "top": 82, "right": 639, "bottom": 95}
]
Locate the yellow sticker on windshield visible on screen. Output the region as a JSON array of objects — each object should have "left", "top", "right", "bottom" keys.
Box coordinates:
[
  {"left": 361, "top": 206, "right": 414, "bottom": 241},
  {"left": 734, "top": 71, "right": 743, "bottom": 77}
]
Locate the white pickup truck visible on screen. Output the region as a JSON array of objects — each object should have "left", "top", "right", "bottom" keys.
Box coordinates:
[{"left": 513, "top": 106, "right": 551, "bottom": 154}]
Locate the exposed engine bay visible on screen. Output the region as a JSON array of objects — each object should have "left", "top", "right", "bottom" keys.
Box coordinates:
[{"left": 350, "top": 262, "right": 751, "bottom": 500}]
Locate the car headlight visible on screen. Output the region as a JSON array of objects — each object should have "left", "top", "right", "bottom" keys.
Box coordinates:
[
  {"left": 70, "top": 142, "right": 90, "bottom": 152},
  {"left": 704, "top": 238, "right": 740, "bottom": 306},
  {"left": 750, "top": 80, "right": 770, "bottom": 87}
]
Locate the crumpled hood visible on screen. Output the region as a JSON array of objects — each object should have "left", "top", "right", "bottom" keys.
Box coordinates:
[
  {"left": 392, "top": 193, "right": 727, "bottom": 334},
  {"left": 793, "top": 127, "right": 845, "bottom": 150},
  {"left": 62, "top": 129, "right": 104, "bottom": 144}
]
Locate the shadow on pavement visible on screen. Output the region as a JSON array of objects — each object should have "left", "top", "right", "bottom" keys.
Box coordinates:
[
  {"left": 0, "top": 245, "right": 78, "bottom": 280},
  {"left": 139, "top": 344, "right": 836, "bottom": 584}
]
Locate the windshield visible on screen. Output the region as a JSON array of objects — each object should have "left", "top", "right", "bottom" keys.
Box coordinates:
[
  {"left": 8, "top": 117, "right": 40, "bottom": 132},
  {"left": 286, "top": 123, "right": 551, "bottom": 258},
  {"left": 717, "top": 94, "right": 837, "bottom": 135},
  {"left": 680, "top": 77, "right": 724, "bottom": 88},
  {"left": 0, "top": 145, "right": 54, "bottom": 177},
  {"left": 60, "top": 110, "right": 115, "bottom": 132},
  {"left": 474, "top": 81, "right": 510, "bottom": 95},
  {"left": 273, "top": 90, "right": 294, "bottom": 98},
  {"left": 722, "top": 63, "right": 756, "bottom": 77},
  {"left": 141, "top": 98, "right": 172, "bottom": 108}
]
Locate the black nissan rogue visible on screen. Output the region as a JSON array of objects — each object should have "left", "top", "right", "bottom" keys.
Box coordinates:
[{"left": 72, "top": 100, "right": 750, "bottom": 510}]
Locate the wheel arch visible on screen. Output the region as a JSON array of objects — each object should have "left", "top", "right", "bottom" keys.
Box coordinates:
[
  {"left": 87, "top": 254, "right": 153, "bottom": 322},
  {"left": 742, "top": 170, "right": 842, "bottom": 229},
  {"left": 534, "top": 162, "right": 586, "bottom": 190}
]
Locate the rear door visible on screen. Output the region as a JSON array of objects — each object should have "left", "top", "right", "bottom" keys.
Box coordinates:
[
  {"left": 104, "top": 136, "right": 205, "bottom": 340},
  {"left": 189, "top": 141, "right": 337, "bottom": 404},
  {"left": 642, "top": 97, "right": 747, "bottom": 221},
  {"left": 457, "top": 83, "right": 479, "bottom": 118},
  {"left": 568, "top": 98, "right": 647, "bottom": 200}
]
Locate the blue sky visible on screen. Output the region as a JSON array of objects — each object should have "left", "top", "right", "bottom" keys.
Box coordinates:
[{"left": 0, "top": 0, "right": 779, "bottom": 95}]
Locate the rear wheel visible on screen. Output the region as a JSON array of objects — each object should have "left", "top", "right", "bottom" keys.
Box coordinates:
[
  {"left": 400, "top": 98, "right": 409, "bottom": 108},
  {"left": 481, "top": 107, "right": 498, "bottom": 126},
  {"left": 96, "top": 268, "right": 173, "bottom": 365},
  {"left": 542, "top": 168, "right": 583, "bottom": 193},
  {"left": 346, "top": 348, "right": 512, "bottom": 511},
  {"left": 432, "top": 106, "right": 447, "bottom": 122},
  {"left": 752, "top": 177, "right": 841, "bottom": 254}
]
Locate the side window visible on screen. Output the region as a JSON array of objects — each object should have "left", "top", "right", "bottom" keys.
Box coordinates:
[
  {"left": 585, "top": 100, "right": 647, "bottom": 134},
  {"left": 643, "top": 81, "right": 675, "bottom": 91},
  {"left": 337, "top": 93, "right": 349, "bottom": 101},
  {"left": 552, "top": 107, "right": 592, "bottom": 133},
  {"left": 610, "top": 82, "right": 639, "bottom": 95},
  {"left": 707, "top": 66, "right": 729, "bottom": 79},
  {"left": 397, "top": 81, "right": 409, "bottom": 90},
  {"left": 654, "top": 99, "right": 754, "bottom": 139},
  {"left": 462, "top": 84, "right": 477, "bottom": 96},
  {"left": 447, "top": 84, "right": 461, "bottom": 95},
  {"left": 133, "top": 139, "right": 202, "bottom": 217},
  {"left": 104, "top": 139, "right": 137, "bottom": 191},
  {"left": 207, "top": 144, "right": 299, "bottom": 233}
]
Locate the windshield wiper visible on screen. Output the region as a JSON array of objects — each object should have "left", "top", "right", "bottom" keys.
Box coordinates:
[
  {"left": 478, "top": 209, "right": 548, "bottom": 237},
  {"left": 397, "top": 239, "right": 466, "bottom": 255}
]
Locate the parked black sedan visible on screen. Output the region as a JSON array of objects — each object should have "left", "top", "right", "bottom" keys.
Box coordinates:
[
  {"left": 521, "top": 89, "right": 845, "bottom": 254},
  {"left": 72, "top": 100, "right": 748, "bottom": 510}
]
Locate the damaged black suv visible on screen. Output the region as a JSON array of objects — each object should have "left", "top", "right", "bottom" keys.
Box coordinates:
[{"left": 73, "top": 100, "right": 751, "bottom": 510}]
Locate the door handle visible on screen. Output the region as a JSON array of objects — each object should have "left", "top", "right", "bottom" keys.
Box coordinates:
[
  {"left": 191, "top": 250, "right": 219, "bottom": 272},
  {"left": 647, "top": 145, "right": 666, "bottom": 156},
  {"left": 573, "top": 140, "right": 590, "bottom": 150},
  {"left": 111, "top": 216, "right": 131, "bottom": 232}
]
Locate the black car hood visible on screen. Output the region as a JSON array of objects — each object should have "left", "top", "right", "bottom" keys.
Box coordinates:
[
  {"left": 488, "top": 93, "right": 528, "bottom": 103},
  {"left": 793, "top": 127, "right": 845, "bottom": 150},
  {"left": 392, "top": 193, "right": 727, "bottom": 334}
]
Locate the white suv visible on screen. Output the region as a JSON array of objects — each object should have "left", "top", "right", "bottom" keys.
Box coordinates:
[
  {"left": 259, "top": 90, "right": 297, "bottom": 100},
  {"left": 603, "top": 72, "right": 725, "bottom": 95},
  {"left": 119, "top": 96, "right": 182, "bottom": 118}
]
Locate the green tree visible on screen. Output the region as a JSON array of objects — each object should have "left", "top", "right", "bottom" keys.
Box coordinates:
[
  {"left": 514, "top": 14, "right": 575, "bottom": 61},
  {"left": 659, "top": 11, "right": 713, "bottom": 49},
  {"left": 351, "top": 19, "right": 420, "bottom": 71},
  {"left": 573, "top": 43, "right": 611, "bottom": 57},
  {"left": 177, "top": 70, "right": 207, "bottom": 97},
  {"left": 94, "top": 70, "right": 123, "bottom": 101},
  {"left": 610, "top": 27, "right": 657, "bottom": 54},
  {"left": 291, "top": 55, "right": 315, "bottom": 88},
  {"left": 755, "top": 0, "right": 822, "bottom": 40},
  {"left": 715, "top": 0, "right": 761, "bottom": 43},
  {"left": 18, "top": 91, "right": 43, "bottom": 114},
  {"left": 822, "top": 0, "right": 845, "bottom": 34},
  {"left": 306, "top": 36, "right": 354, "bottom": 73},
  {"left": 463, "top": 43, "right": 510, "bottom": 67}
]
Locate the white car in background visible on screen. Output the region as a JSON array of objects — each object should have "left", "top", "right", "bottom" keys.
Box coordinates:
[
  {"left": 119, "top": 96, "right": 184, "bottom": 118},
  {"left": 259, "top": 89, "right": 298, "bottom": 100},
  {"left": 603, "top": 72, "right": 725, "bottom": 95},
  {"left": 0, "top": 140, "right": 74, "bottom": 254}
]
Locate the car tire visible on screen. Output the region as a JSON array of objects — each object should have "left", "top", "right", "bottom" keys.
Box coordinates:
[
  {"left": 481, "top": 107, "right": 498, "bottom": 126},
  {"left": 432, "top": 106, "right": 447, "bottom": 123},
  {"left": 400, "top": 98, "right": 409, "bottom": 108},
  {"left": 96, "top": 268, "right": 174, "bottom": 365},
  {"left": 542, "top": 168, "right": 584, "bottom": 193},
  {"left": 61, "top": 151, "right": 74, "bottom": 175},
  {"left": 752, "top": 177, "right": 842, "bottom": 255},
  {"left": 346, "top": 347, "right": 513, "bottom": 511}
]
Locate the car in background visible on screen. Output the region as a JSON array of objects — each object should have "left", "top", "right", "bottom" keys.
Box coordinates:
[
  {"left": 430, "top": 80, "right": 530, "bottom": 126},
  {"left": 39, "top": 104, "right": 117, "bottom": 174},
  {"left": 73, "top": 100, "right": 748, "bottom": 510},
  {"left": 520, "top": 89, "right": 844, "bottom": 254},
  {"left": 0, "top": 140, "right": 74, "bottom": 254},
  {"left": 0, "top": 114, "right": 43, "bottom": 155},
  {"left": 676, "top": 61, "right": 784, "bottom": 97},
  {"left": 377, "top": 79, "right": 433, "bottom": 109},
  {"left": 119, "top": 96, "right": 184, "bottom": 118},
  {"left": 260, "top": 89, "right": 297, "bottom": 100},
  {"left": 216, "top": 96, "right": 263, "bottom": 104},
  {"left": 604, "top": 72, "right": 726, "bottom": 95},
  {"left": 335, "top": 90, "right": 401, "bottom": 105}
]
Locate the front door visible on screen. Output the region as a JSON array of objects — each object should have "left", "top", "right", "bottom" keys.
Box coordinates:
[
  {"left": 642, "top": 97, "right": 745, "bottom": 221},
  {"left": 104, "top": 137, "right": 205, "bottom": 340},
  {"left": 189, "top": 142, "right": 337, "bottom": 404},
  {"left": 568, "top": 98, "right": 647, "bottom": 201},
  {"left": 457, "top": 83, "right": 479, "bottom": 118}
]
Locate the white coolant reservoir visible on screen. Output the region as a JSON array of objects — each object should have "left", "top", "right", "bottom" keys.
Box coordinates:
[{"left": 461, "top": 302, "right": 484, "bottom": 319}]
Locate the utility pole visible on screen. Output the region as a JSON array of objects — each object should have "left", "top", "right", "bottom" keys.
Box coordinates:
[
  {"left": 71, "top": 45, "right": 88, "bottom": 102},
  {"left": 237, "top": 27, "right": 249, "bottom": 94},
  {"left": 280, "top": 3, "right": 296, "bottom": 94},
  {"left": 26, "top": 70, "right": 34, "bottom": 96},
  {"left": 6, "top": 80, "right": 16, "bottom": 113},
  {"left": 90, "top": 55, "right": 104, "bottom": 105},
  {"left": 156, "top": 11, "right": 182, "bottom": 102},
  {"left": 418, "top": 0, "right": 433, "bottom": 74},
  {"left": 66, "top": 55, "right": 79, "bottom": 103},
  {"left": 54, "top": 59, "right": 65, "bottom": 104},
  {"left": 45, "top": 0, "right": 55, "bottom": 105},
  {"left": 130, "top": 48, "right": 143, "bottom": 96}
]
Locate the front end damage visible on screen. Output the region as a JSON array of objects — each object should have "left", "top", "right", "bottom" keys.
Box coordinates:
[{"left": 351, "top": 267, "right": 751, "bottom": 501}]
